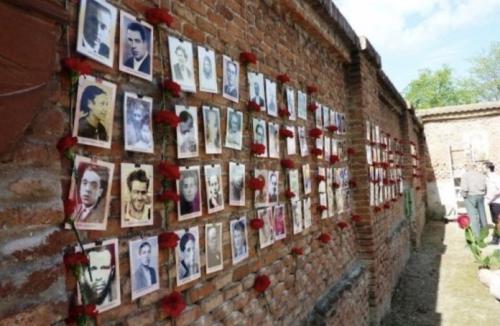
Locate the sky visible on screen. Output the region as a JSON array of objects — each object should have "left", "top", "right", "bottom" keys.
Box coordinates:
[{"left": 335, "top": 0, "right": 500, "bottom": 92}]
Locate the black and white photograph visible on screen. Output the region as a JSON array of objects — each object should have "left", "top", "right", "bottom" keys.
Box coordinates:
[
  {"left": 168, "top": 36, "right": 196, "bottom": 92},
  {"left": 265, "top": 78, "right": 278, "bottom": 117},
  {"left": 297, "top": 90, "right": 307, "bottom": 120},
  {"left": 177, "top": 166, "right": 202, "bottom": 220},
  {"left": 205, "top": 223, "right": 223, "bottom": 274},
  {"left": 225, "top": 107, "right": 243, "bottom": 150},
  {"left": 254, "top": 169, "right": 268, "bottom": 208},
  {"left": 123, "top": 92, "right": 154, "bottom": 153},
  {"left": 202, "top": 106, "right": 222, "bottom": 154},
  {"left": 291, "top": 200, "right": 303, "bottom": 234},
  {"left": 315, "top": 104, "right": 323, "bottom": 128},
  {"left": 229, "top": 162, "right": 245, "bottom": 206},
  {"left": 268, "top": 122, "right": 280, "bottom": 159},
  {"left": 73, "top": 75, "right": 117, "bottom": 149},
  {"left": 288, "top": 169, "right": 300, "bottom": 200},
  {"left": 119, "top": 11, "right": 153, "bottom": 80},
  {"left": 331, "top": 109, "right": 338, "bottom": 131},
  {"left": 230, "top": 217, "right": 249, "bottom": 265},
  {"left": 286, "top": 126, "right": 296, "bottom": 155},
  {"left": 76, "top": 238, "right": 120, "bottom": 312},
  {"left": 121, "top": 163, "right": 153, "bottom": 228},
  {"left": 273, "top": 204, "right": 286, "bottom": 240},
  {"left": 258, "top": 207, "right": 274, "bottom": 249},
  {"left": 322, "top": 106, "right": 330, "bottom": 128},
  {"left": 198, "top": 46, "right": 218, "bottom": 93},
  {"left": 175, "top": 227, "right": 201, "bottom": 286},
  {"left": 248, "top": 72, "right": 265, "bottom": 110},
  {"left": 204, "top": 164, "right": 224, "bottom": 214},
  {"left": 253, "top": 118, "right": 268, "bottom": 158},
  {"left": 315, "top": 136, "right": 324, "bottom": 160},
  {"left": 286, "top": 87, "right": 296, "bottom": 121},
  {"left": 129, "top": 236, "right": 159, "bottom": 300},
  {"left": 318, "top": 167, "right": 326, "bottom": 193},
  {"left": 69, "top": 155, "right": 114, "bottom": 231},
  {"left": 324, "top": 136, "right": 331, "bottom": 161},
  {"left": 302, "top": 164, "right": 311, "bottom": 195},
  {"left": 303, "top": 197, "right": 312, "bottom": 229},
  {"left": 320, "top": 193, "right": 328, "bottom": 219},
  {"left": 176, "top": 105, "right": 199, "bottom": 158},
  {"left": 222, "top": 55, "right": 240, "bottom": 102},
  {"left": 267, "top": 170, "right": 279, "bottom": 204},
  {"left": 298, "top": 126, "right": 309, "bottom": 157},
  {"left": 76, "top": 0, "right": 117, "bottom": 67}
]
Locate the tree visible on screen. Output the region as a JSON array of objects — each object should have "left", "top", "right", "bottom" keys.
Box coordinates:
[
  {"left": 469, "top": 42, "right": 500, "bottom": 101},
  {"left": 403, "top": 66, "right": 478, "bottom": 109}
]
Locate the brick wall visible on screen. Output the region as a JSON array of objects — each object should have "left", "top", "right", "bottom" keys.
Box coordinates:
[{"left": 0, "top": 0, "right": 426, "bottom": 325}]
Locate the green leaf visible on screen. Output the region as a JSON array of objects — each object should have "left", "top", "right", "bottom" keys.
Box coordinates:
[
  {"left": 479, "top": 227, "right": 490, "bottom": 242},
  {"left": 478, "top": 242, "right": 488, "bottom": 249}
]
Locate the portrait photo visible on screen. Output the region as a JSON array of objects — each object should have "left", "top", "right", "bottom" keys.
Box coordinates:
[
  {"left": 320, "top": 193, "right": 328, "bottom": 219},
  {"left": 322, "top": 106, "right": 330, "bottom": 128},
  {"left": 76, "top": 238, "right": 120, "bottom": 312},
  {"left": 286, "top": 87, "right": 296, "bottom": 121},
  {"left": 168, "top": 36, "right": 196, "bottom": 92},
  {"left": 324, "top": 136, "right": 331, "bottom": 161},
  {"left": 129, "top": 236, "right": 159, "bottom": 300},
  {"left": 253, "top": 119, "right": 268, "bottom": 157},
  {"left": 258, "top": 207, "right": 274, "bottom": 249},
  {"left": 267, "top": 170, "right": 279, "bottom": 205},
  {"left": 225, "top": 107, "right": 243, "bottom": 150},
  {"left": 198, "top": 46, "right": 218, "bottom": 93},
  {"left": 254, "top": 169, "right": 268, "bottom": 208},
  {"left": 205, "top": 223, "right": 223, "bottom": 274},
  {"left": 204, "top": 164, "right": 224, "bottom": 214},
  {"left": 177, "top": 166, "right": 202, "bottom": 220},
  {"left": 230, "top": 217, "right": 249, "bottom": 265},
  {"left": 222, "top": 55, "right": 240, "bottom": 102},
  {"left": 291, "top": 200, "right": 303, "bottom": 234},
  {"left": 175, "top": 227, "right": 201, "bottom": 286},
  {"left": 318, "top": 167, "right": 326, "bottom": 193},
  {"left": 298, "top": 126, "right": 309, "bottom": 157},
  {"left": 73, "top": 75, "right": 117, "bottom": 149},
  {"left": 286, "top": 126, "right": 296, "bottom": 156},
  {"left": 121, "top": 163, "right": 153, "bottom": 228},
  {"left": 302, "top": 164, "right": 311, "bottom": 195},
  {"left": 176, "top": 105, "right": 199, "bottom": 158},
  {"left": 331, "top": 109, "right": 339, "bottom": 132},
  {"left": 315, "top": 103, "right": 323, "bottom": 128},
  {"left": 123, "top": 92, "right": 154, "bottom": 153},
  {"left": 69, "top": 155, "right": 114, "bottom": 231},
  {"left": 273, "top": 204, "right": 286, "bottom": 241},
  {"left": 76, "top": 0, "right": 117, "bottom": 67},
  {"left": 202, "top": 106, "right": 222, "bottom": 154},
  {"left": 268, "top": 122, "right": 280, "bottom": 159},
  {"left": 229, "top": 162, "right": 245, "bottom": 206},
  {"left": 303, "top": 197, "right": 312, "bottom": 229},
  {"left": 288, "top": 169, "right": 300, "bottom": 200},
  {"left": 265, "top": 79, "right": 278, "bottom": 117},
  {"left": 297, "top": 90, "right": 307, "bottom": 120},
  {"left": 119, "top": 11, "right": 153, "bottom": 81},
  {"left": 315, "top": 136, "right": 324, "bottom": 159},
  {"left": 248, "top": 72, "right": 265, "bottom": 110}
]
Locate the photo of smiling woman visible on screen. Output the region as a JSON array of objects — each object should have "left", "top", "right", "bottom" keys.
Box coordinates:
[
  {"left": 176, "top": 166, "right": 202, "bottom": 220},
  {"left": 175, "top": 227, "right": 201, "bottom": 286},
  {"left": 73, "top": 75, "right": 117, "bottom": 149}
]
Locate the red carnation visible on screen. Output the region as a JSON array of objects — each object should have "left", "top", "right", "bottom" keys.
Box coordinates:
[
  {"left": 62, "top": 57, "right": 92, "bottom": 75},
  {"left": 155, "top": 111, "right": 180, "bottom": 128},
  {"left": 158, "top": 190, "right": 179, "bottom": 203},
  {"left": 67, "top": 304, "right": 98, "bottom": 323},
  {"left": 247, "top": 100, "right": 261, "bottom": 112},
  {"left": 284, "top": 189, "right": 296, "bottom": 199},
  {"left": 248, "top": 177, "right": 265, "bottom": 191},
  {"left": 381, "top": 162, "right": 390, "bottom": 169},
  {"left": 349, "top": 180, "right": 357, "bottom": 188},
  {"left": 307, "top": 102, "right": 318, "bottom": 112},
  {"left": 317, "top": 233, "right": 332, "bottom": 244},
  {"left": 327, "top": 125, "right": 338, "bottom": 132},
  {"left": 145, "top": 7, "right": 174, "bottom": 26},
  {"left": 291, "top": 247, "right": 304, "bottom": 255},
  {"left": 337, "top": 221, "right": 349, "bottom": 230},
  {"left": 374, "top": 206, "right": 382, "bottom": 213},
  {"left": 254, "top": 275, "right": 271, "bottom": 293},
  {"left": 332, "top": 182, "right": 339, "bottom": 189},
  {"left": 57, "top": 135, "right": 77, "bottom": 154},
  {"left": 278, "top": 106, "right": 291, "bottom": 118},
  {"left": 391, "top": 198, "right": 397, "bottom": 202},
  {"left": 159, "top": 232, "right": 180, "bottom": 249},
  {"left": 162, "top": 291, "right": 186, "bottom": 318},
  {"left": 457, "top": 214, "right": 470, "bottom": 229},
  {"left": 64, "top": 252, "right": 89, "bottom": 269},
  {"left": 318, "top": 205, "right": 327, "bottom": 212},
  {"left": 250, "top": 218, "right": 264, "bottom": 230},
  {"left": 279, "top": 128, "right": 293, "bottom": 138},
  {"left": 330, "top": 155, "right": 340, "bottom": 164},
  {"left": 416, "top": 186, "right": 421, "bottom": 191},
  {"left": 306, "top": 85, "right": 319, "bottom": 94},
  {"left": 311, "top": 147, "right": 323, "bottom": 156},
  {"left": 158, "top": 161, "right": 180, "bottom": 180},
  {"left": 64, "top": 199, "right": 76, "bottom": 217},
  {"left": 277, "top": 74, "right": 291, "bottom": 84},
  {"left": 162, "top": 79, "right": 182, "bottom": 97},
  {"left": 383, "top": 202, "right": 391, "bottom": 209},
  {"left": 309, "top": 128, "right": 323, "bottom": 138},
  {"left": 250, "top": 143, "right": 266, "bottom": 155},
  {"left": 240, "top": 51, "right": 257, "bottom": 65},
  {"left": 316, "top": 175, "right": 326, "bottom": 182},
  {"left": 351, "top": 214, "right": 362, "bottom": 223},
  {"left": 347, "top": 147, "right": 356, "bottom": 156},
  {"left": 281, "top": 159, "right": 295, "bottom": 169}
]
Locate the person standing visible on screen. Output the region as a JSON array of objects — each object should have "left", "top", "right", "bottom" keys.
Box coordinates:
[
  {"left": 460, "top": 163, "right": 488, "bottom": 237},
  {"left": 485, "top": 162, "right": 500, "bottom": 244}
]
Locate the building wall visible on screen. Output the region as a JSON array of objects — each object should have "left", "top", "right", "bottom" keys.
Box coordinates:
[{"left": 0, "top": 0, "right": 425, "bottom": 325}]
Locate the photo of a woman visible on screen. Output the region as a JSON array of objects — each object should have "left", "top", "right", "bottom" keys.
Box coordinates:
[
  {"left": 177, "top": 166, "right": 202, "bottom": 220},
  {"left": 175, "top": 227, "right": 201, "bottom": 286}
]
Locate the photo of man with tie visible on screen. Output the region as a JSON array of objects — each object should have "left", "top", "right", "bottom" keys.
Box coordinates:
[
  {"left": 129, "top": 237, "right": 160, "bottom": 300},
  {"left": 72, "top": 163, "right": 109, "bottom": 225}
]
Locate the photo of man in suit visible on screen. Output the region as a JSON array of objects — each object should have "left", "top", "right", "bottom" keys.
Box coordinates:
[
  {"left": 231, "top": 218, "right": 248, "bottom": 264},
  {"left": 205, "top": 224, "right": 223, "bottom": 273},
  {"left": 173, "top": 46, "right": 193, "bottom": 81},
  {"left": 82, "top": 0, "right": 112, "bottom": 57},
  {"left": 223, "top": 56, "right": 239, "bottom": 102},
  {"left": 123, "top": 21, "right": 151, "bottom": 75},
  {"left": 72, "top": 163, "right": 109, "bottom": 225},
  {"left": 133, "top": 241, "right": 157, "bottom": 292}
]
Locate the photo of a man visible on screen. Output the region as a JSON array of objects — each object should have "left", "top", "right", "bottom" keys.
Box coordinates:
[
  {"left": 286, "top": 88, "right": 296, "bottom": 121},
  {"left": 177, "top": 166, "right": 202, "bottom": 220},
  {"left": 292, "top": 199, "right": 303, "bottom": 234},
  {"left": 286, "top": 126, "right": 296, "bottom": 156},
  {"left": 175, "top": 227, "right": 201, "bottom": 286},
  {"left": 302, "top": 164, "right": 312, "bottom": 195},
  {"left": 129, "top": 237, "right": 159, "bottom": 300},
  {"left": 202, "top": 106, "right": 222, "bottom": 154},
  {"left": 121, "top": 163, "right": 153, "bottom": 227},
  {"left": 253, "top": 119, "right": 268, "bottom": 158},
  {"left": 288, "top": 169, "right": 300, "bottom": 200},
  {"left": 297, "top": 90, "right": 307, "bottom": 120},
  {"left": 77, "top": 0, "right": 117, "bottom": 67},
  {"left": 298, "top": 126, "right": 309, "bottom": 157},
  {"left": 268, "top": 122, "right": 280, "bottom": 159},
  {"left": 229, "top": 162, "right": 245, "bottom": 206},
  {"left": 205, "top": 223, "right": 223, "bottom": 273},
  {"left": 248, "top": 72, "right": 265, "bottom": 109},
  {"left": 198, "top": 46, "right": 218, "bottom": 93},
  {"left": 124, "top": 93, "right": 153, "bottom": 153},
  {"left": 303, "top": 197, "right": 312, "bottom": 229},
  {"left": 176, "top": 105, "right": 199, "bottom": 158},
  {"left": 230, "top": 217, "right": 248, "bottom": 264},
  {"left": 254, "top": 169, "right": 268, "bottom": 208},
  {"left": 268, "top": 171, "right": 279, "bottom": 204},
  {"left": 204, "top": 164, "right": 224, "bottom": 214},
  {"left": 265, "top": 79, "right": 277, "bottom": 117},
  {"left": 225, "top": 108, "right": 243, "bottom": 150},
  {"left": 222, "top": 55, "right": 239, "bottom": 102},
  {"left": 168, "top": 36, "right": 196, "bottom": 92},
  {"left": 258, "top": 207, "right": 274, "bottom": 249},
  {"left": 273, "top": 204, "right": 286, "bottom": 240}
]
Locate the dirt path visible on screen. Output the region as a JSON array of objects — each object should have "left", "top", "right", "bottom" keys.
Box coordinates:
[{"left": 383, "top": 220, "right": 500, "bottom": 326}]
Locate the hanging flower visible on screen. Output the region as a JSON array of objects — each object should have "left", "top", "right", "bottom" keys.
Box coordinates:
[
  {"left": 291, "top": 247, "right": 304, "bottom": 255},
  {"left": 279, "top": 128, "right": 293, "bottom": 138},
  {"left": 318, "top": 205, "right": 327, "bottom": 212},
  {"left": 309, "top": 128, "right": 323, "bottom": 138},
  {"left": 347, "top": 147, "right": 356, "bottom": 156},
  {"left": 330, "top": 155, "right": 340, "bottom": 165},
  {"left": 280, "top": 159, "right": 295, "bottom": 169},
  {"left": 247, "top": 100, "right": 261, "bottom": 112},
  {"left": 154, "top": 111, "right": 180, "bottom": 128},
  {"left": 159, "top": 232, "right": 180, "bottom": 249},
  {"left": 145, "top": 7, "right": 174, "bottom": 26},
  {"left": 316, "top": 175, "right": 326, "bottom": 182},
  {"left": 64, "top": 199, "right": 76, "bottom": 218},
  {"left": 391, "top": 198, "right": 397, "bottom": 202},
  {"left": 307, "top": 102, "right": 318, "bottom": 112},
  {"left": 162, "top": 291, "right": 186, "bottom": 318},
  {"left": 56, "top": 135, "right": 77, "bottom": 156},
  {"left": 278, "top": 106, "right": 290, "bottom": 118},
  {"left": 381, "top": 162, "right": 390, "bottom": 169},
  {"left": 253, "top": 275, "right": 271, "bottom": 293},
  {"left": 277, "top": 74, "right": 291, "bottom": 84},
  {"left": 250, "top": 143, "right": 266, "bottom": 155},
  {"left": 416, "top": 186, "right": 421, "bottom": 191},
  {"left": 250, "top": 218, "right": 264, "bottom": 230},
  {"left": 332, "top": 182, "right": 339, "bottom": 189},
  {"left": 327, "top": 125, "right": 338, "bottom": 132},
  {"left": 66, "top": 304, "right": 98, "bottom": 324},
  {"left": 383, "top": 202, "right": 391, "bottom": 209},
  {"left": 374, "top": 206, "right": 382, "bottom": 212},
  {"left": 64, "top": 252, "right": 89, "bottom": 269},
  {"left": 240, "top": 51, "right": 257, "bottom": 65},
  {"left": 62, "top": 57, "right": 92, "bottom": 76},
  {"left": 317, "top": 233, "right": 332, "bottom": 244},
  {"left": 284, "top": 189, "right": 296, "bottom": 199},
  {"left": 306, "top": 85, "right": 319, "bottom": 94},
  {"left": 457, "top": 214, "right": 470, "bottom": 229},
  {"left": 248, "top": 177, "right": 265, "bottom": 190},
  {"left": 351, "top": 214, "right": 362, "bottom": 223},
  {"left": 349, "top": 179, "right": 357, "bottom": 188},
  {"left": 158, "top": 162, "right": 180, "bottom": 180},
  {"left": 337, "top": 221, "right": 349, "bottom": 230},
  {"left": 162, "top": 79, "right": 182, "bottom": 97},
  {"left": 311, "top": 147, "right": 323, "bottom": 156},
  {"left": 158, "top": 190, "right": 179, "bottom": 203}
]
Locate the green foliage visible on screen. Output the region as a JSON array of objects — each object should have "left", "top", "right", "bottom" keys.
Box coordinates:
[
  {"left": 463, "top": 227, "right": 500, "bottom": 268},
  {"left": 469, "top": 42, "right": 500, "bottom": 101}
]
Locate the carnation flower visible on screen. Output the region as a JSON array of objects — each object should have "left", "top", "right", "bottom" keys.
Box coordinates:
[
  {"left": 280, "top": 159, "right": 295, "bottom": 169},
  {"left": 279, "top": 128, "right": 293, "bottom": 138},
  {"left": 337, "top": 221, "right": 349, "bottom": 230},
  {"left": 277, "top": 74, "right": 290, "bottom": 84},
  {"left": 306, "top": 85, "right": 319, "bottom": 94},
  {"left": 284, "top": 189, "right": 296, "bottom": 199},
  {"left": 250, "top": 143, "right": 266, "bottom": 155},
  {"left": 278, "top": 106, "right": 290, "bottom": 118},
  {"left": 162, "top": 291, "right": 186, "bottom": 318},
  {"left": 307, "top": 102, "right": 318, "bottom": 112},
  {"left": 351, "top": 214, "right": 362, "bottom": 223},
  {"left": 291, "top": 247, "right": 304, "bottom": 255},
  {"left": 457, "top": 214, "right": 470, "bottom": 229},
  {"left": 158, "top": 190, "right": 179, "bottom": 203},
  {"left": 309, "top": 128, "right": 323, "bottom": 138},
  {"left": 158, "top": 162, "right": 180, "bottom": 180},
  {"left": 247, "top": 100, "right": 261, "bottom": 112},
  {"left": 248, "top": 177, "right": 265, "bottom": 190},
  {"left": 145, "top": 7, "right": 174, "bottom": 26},
  {"left": 317, "top": 233, "right": 332, "bottom": 244},
  {"left": 240, "top": 51, "right": 257, "bottom": 65},
  {"left": 62, "top": 57, "right": 92, "bottom": 75},
  {"left": 250, "top": 218, "right": 264, "bottom": 230},
  {"left": 154, "top": 111, "right": 180, "bottom": 128},
  {"left": 56, "top": 135, "right": 77, "bottom": 154},
  {"left": 311, "top": 147, "right": 323, "bottom": 156},
  {"left": 162, "top": 79, "right": 181, "bottom": 97},
  {"left": 327, "top": 125, "right": 338, "bottom": 132},
  {"left": 159, "top": 232, "right": 180, "bottom": 249},
  {"left": 253, "top": 275, "right": 271, "bottom": 293}
]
